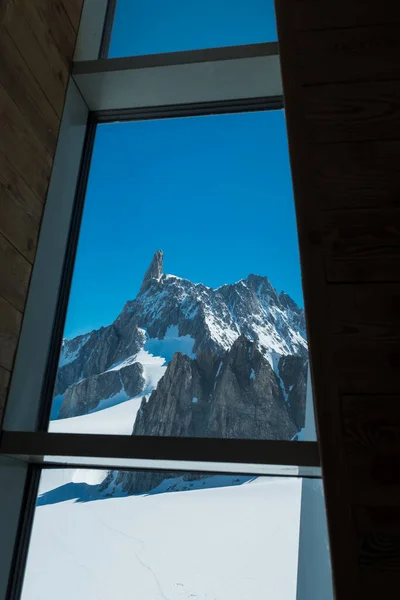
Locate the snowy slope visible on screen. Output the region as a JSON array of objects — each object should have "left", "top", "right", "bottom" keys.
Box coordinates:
[
  {"left": 22, "top": 473, "right": 302, "bottom": 600},
  {"left": 49, "top": 396, "right": 141, "bottom": 435},
  {"left": 50, "top": 344, "right": 168, "bottom": 432}
]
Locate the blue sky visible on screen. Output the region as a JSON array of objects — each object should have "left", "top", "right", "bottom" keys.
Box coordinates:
[
  {"left": 109, "top": 0, "right": 277, "bottom": 57},
  {"left": 63, "top": 2, "right": 303, "bottom": 339},
  {"left": 64, "top": 111, "right": 303, "bottom": 339}
]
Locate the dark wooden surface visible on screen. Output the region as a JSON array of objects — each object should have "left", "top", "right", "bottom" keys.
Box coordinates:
[
  {"left": 275, "top": 0, "right": 400, "bottom": 597},
  {"left": 0, "top": 0, "right": 83, "bottom": 425}
]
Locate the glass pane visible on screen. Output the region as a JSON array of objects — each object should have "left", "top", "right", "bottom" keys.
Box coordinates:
[
  {"left": 21, "top": 468, "right": 332, "bottom": 600},
  {"left": 108, "top": 0, "right": 277, "bottom": 58},
  {"left": 49, "top": 110, "right": 311, "bottom": 440}
]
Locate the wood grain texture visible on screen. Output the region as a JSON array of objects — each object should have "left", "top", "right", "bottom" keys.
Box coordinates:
[
  {"left": 289, "top": 0, "right": 400, "bottom": 30},
  {"left": 0, "top": 296, "right": 22, "bottom": 371},
  {"left": 330, "top": 284, "right": 400, "bottom": 340},
  {"left": 304, "top": 80, "right": 400, "bottom": 144},
  {"left": 275, "top": 0, "right": 400, "bottom": 596},
  {"left": 0, "top": 234, "right": 31, "bottom": 313},
  {"left": 0, "top": 29, "right": 59, "bottom": 155},
  {"left": 60, "top": 0, "right": 83, "bottom": 33},
  {"left": 295, "top": 25, "right": 400, "bottom": 84},
  {"left": 311, "top": 140, "right": 400, "bottom": 210},
  {"left": 321, "top": 208, "right": 400, "bottom": 282},
  {"left": 275, "top": 3, "right": 360, "bottom": 598},
  {"left": 3, "top": 0, "right": 69, "bottom": 117},
  {"left": 0, "top": 83, "right": 52, "bottom": 201},
  {"left": 358, "top": 533, "right": 400, "bottom": 570},
  {"left": 0, "top": 153, "right": 42, "bottom": 262},
  {"left": 0, "top": 0, "right": 82, "bottom": 417},
  {"left": 29, "top": 0, "right": 76, "bottom": 62},
  {"left": 342, "top": 395, "right": 400, "bottom": 459},
  {"left": 333, "top": 339, "right": 400, "bottom": 395}
]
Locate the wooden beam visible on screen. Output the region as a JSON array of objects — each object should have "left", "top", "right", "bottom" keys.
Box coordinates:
[
  {"left": 276, "top": 0, "right": 400, "bottom": 597},
  {"left": 311, "top": 140, "right": 400, "bottom": 210},
  {"left": 0, "top": 153, "right": 42, "bottom": 262},
  {"left": 3, "top": 0, "right": 70, "bottom": 117},
  {"left": 290, "top": 0, "right": 400, "bottom": 30},
  {"left": 60, "top": 0, "right": 83, "bottom": 34},
  {"left": 0, "top": 83, "right": 52, "bottom": 201},
  {"left": 0, "top": 234, "right": 31, "bottom": 313}
]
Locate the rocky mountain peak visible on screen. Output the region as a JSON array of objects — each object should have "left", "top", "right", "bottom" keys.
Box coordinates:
[
  {"left": 54, "top": 252, "right": 308, "bottom": 425},
  {"left": 279, "top": 291, "right": 301, "bottom": 313},
  {"left": 139, "top": 250, "right": 164, "bottom": 295}
]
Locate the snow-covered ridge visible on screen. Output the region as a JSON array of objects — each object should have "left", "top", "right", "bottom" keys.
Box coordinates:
[
  {"left": 58, "top": 334, "right": 90, "bottom": 367},
  {"left": 54, "top": 251, "right": 307, "bottom": 424}
]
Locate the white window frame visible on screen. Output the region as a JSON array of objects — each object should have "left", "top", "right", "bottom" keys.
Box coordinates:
[{"left": 0, "top": 2, "right": 324, "bottom": 598}]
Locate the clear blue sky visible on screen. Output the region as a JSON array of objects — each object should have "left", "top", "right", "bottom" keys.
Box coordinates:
[
  {"left": 63, "top": 2, "right": 304, "bottom": 340},
  {"left": 109, "top": 0, "right": 277, "bottom": 57}
]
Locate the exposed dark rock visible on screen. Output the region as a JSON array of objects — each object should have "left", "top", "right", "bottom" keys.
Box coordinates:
[
  {"left": 54, "top": 325, "right": 145, "bottom": 397},
  {"left": 207, "top": 336, "right": 297, "bottom": 440},
  {"left": 59, "top": 362, "right": 144, "bottom": 418},
  {"left": 139, "top": 249, "right": 164, "bottom": 295},
  {"left": 133, "top": 352, "right": 209, "bottom": 437},
  {"left": 115, "top": 337, "right": 300, "bottom": 495},
  {"left": 278, "top": 355, "right": 308, "bottom": 430},
  {"left": 54, "top": 250, "right": 308, "bottom": 468}
]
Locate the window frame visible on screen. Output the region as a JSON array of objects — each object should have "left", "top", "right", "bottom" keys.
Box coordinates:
[{"left": 0, "top": 2, "right": 321, "bottom": 598}]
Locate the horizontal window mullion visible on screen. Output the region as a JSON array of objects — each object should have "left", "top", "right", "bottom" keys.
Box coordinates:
[
  {"left": 94, "top": 95, "right": 284, "bottom": 124},
  {"left": 0, "top": 432, "right": 319, "bottom": 469},
  {"left": 74, "top": 42, "right": 280, "bottom": 74},
  {"left": 73, "top": 47, "right": 282, "bottom": 113}
]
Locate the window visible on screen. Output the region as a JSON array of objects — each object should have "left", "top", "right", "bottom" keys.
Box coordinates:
[
  {"left": 50, "top": 110, "right": 309, "bottom": 440},
  {"left": 22, "top": 468, "right": 303, "bottom": 600},
  {"left": 0, "top": 2, "right": 333, "bottom": 599}
]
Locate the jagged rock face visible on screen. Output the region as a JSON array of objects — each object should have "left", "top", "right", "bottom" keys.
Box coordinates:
[
  {"left": 105, "top": 469, "right": 212, "bottom": 497},
  {"left": 133, "top": 353, "right": 209, "bottom": 437},
  {"left": 54, "top": 251, "right": 308, "bottom": 437},
  {"left": 278, "top": 355, "right": 308, "bottom": 430},
  {"left": 59, "top": 362, "right": 145, "bottom": 418},
  {"left": 207, "top": 337, "right": 297, "bottom": 440},
  {"left": 134, "top": 336, "right": 297, "bottom": 442},
  {"left": 139, "top": 249, "right": 164, "bottom": 294},
  {"left": 111, "top": 337, "right": 300, "bottom": 495},
  {"left": 54, "top": 325, "right": 145, "bottom": 397},
  {"left": 121, "top": 269, "right": 307, "bottom": 359}
]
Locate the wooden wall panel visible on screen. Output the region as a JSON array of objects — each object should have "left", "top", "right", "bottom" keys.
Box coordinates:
[
  {"left": 295, "top": 26, "right": 400, "bottom": 84},
  {"left": 0, "top": 234, "right": 31, "bottom": 312},
  {"left": 321, "top": 209, "right": 400, "bottom": 283},
  {"left": 0, "top": 83, "right": 52, "bottom": 200},
  {"left": 2, "top": 0, "right": 70, "bottom": 117},
  {"left": 275, "top": 0, "right": 400, "bottom": 597},
  {"left": 0, "top": 155, "right": 42, "bottom": 262},
  {"left": 304, "top": 81, "right": 400, "bottom": 144},
  {"left": 0, "top": 0, "right": 83, "bottom": 425},
  {"left": 291, "top": 0, "right": 400, "bottom": 30},
  {"left": 0, "top": 30, "right": 59, "bottom": 155},
  {"left": 311, "top": 140, "right": 400, "bottom": 210}
]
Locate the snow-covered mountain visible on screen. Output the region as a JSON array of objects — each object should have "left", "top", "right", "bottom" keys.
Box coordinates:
[{"left": 53, "top": 250, "right": 308, "bottom": 458}]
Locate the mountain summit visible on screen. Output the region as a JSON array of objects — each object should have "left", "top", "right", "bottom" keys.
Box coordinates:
[
  {"left": 139, "top": 249, "right": 164, "bottom": 295},
  {"left": 54, "top": 252, "right": 308, "bottom": 453}
]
